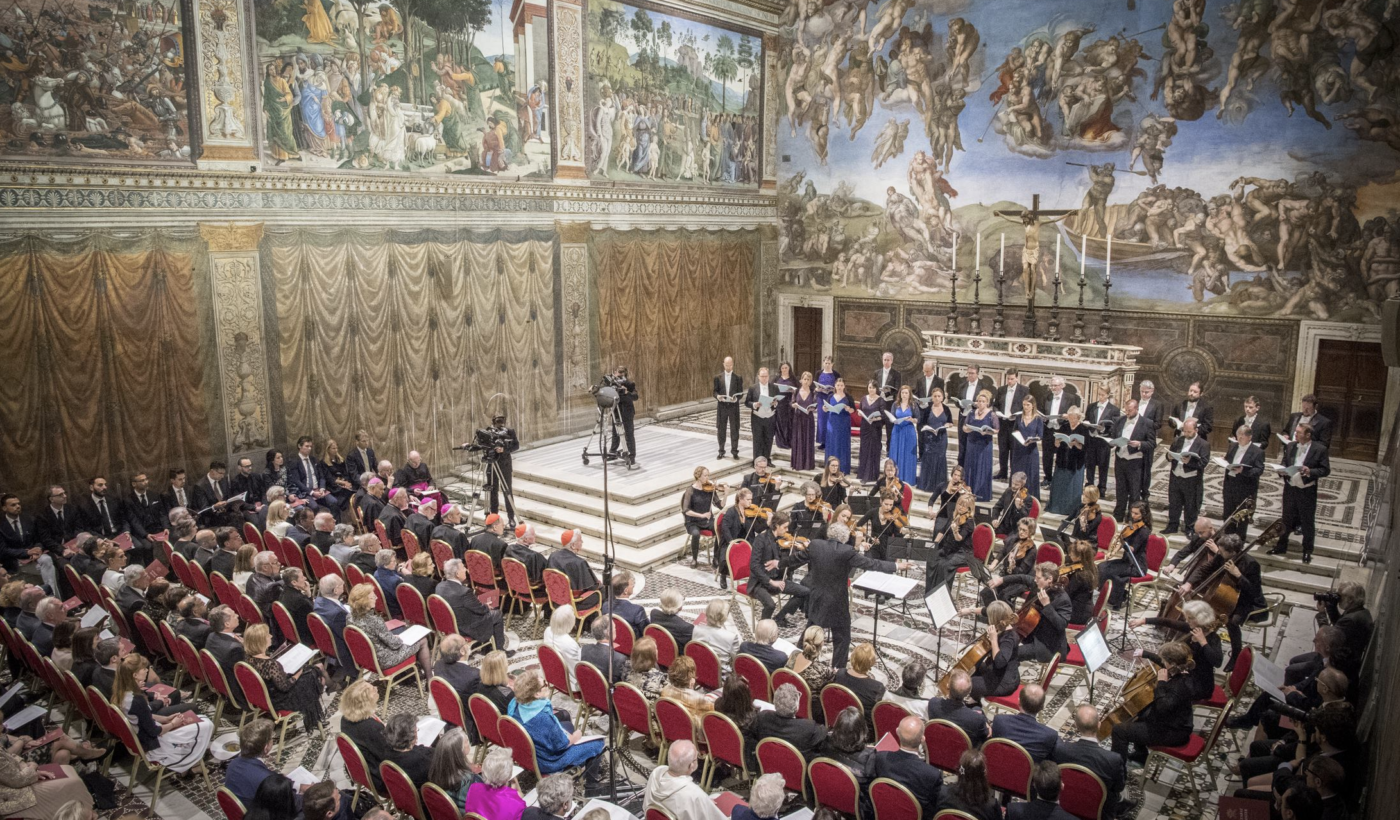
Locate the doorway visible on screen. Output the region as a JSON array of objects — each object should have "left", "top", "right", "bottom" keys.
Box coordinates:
[
  {"left": 793, "top": 306, "right": 823, "bottom": 377},
  {"left": 1313, "top": 339, "right": 1387, "bottom": 460}
]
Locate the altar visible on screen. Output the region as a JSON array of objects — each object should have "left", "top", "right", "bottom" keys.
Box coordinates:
[{"left": 922, "top": 331, "right": 1143, "bottom": 404}]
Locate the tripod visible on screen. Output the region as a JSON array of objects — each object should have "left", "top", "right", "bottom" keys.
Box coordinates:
[{"left": 582, "top": 402, "right": 635, "bottom": 470}]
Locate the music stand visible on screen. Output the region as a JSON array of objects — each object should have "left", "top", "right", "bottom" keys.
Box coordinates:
[
  {"left": 887, "top": 538, "right": 936, "bottom": 564},
  {"left": 925, "top": 585, "right": 958, "bottom": 678},
  {"left": 852, "top": 571, "right": 919, "bottom": 653},
  {"left": 848, "top": 495, "right": 876, "bottom": 517},
  {"left": 1075, "top": 621, "right": 1111, "bottom": 701}
]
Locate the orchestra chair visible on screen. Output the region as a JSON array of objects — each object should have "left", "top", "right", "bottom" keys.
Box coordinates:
[
  {"left": 612, "top": 682, "right": 657, "bottom": 753},
  {"left": 94, "top": 688, "right": 212, "bottom": 811},
  {"left": 809, "top": 757, "right": 862, "bottom": 818},
  {"left": 396, "top": 583, "right": 431, "bottom": 631},
  {"left": 307, "top": 612, "right": 354, "bottom": 679},
  {"left": 421, "top": 782, "right": 464, "bottom": 820},
  {"left": 373, "top": 520, "right": 391, "bottom": 551},
  {"left": 501, "top": 557, "right": 547, "bottom": 632},
  {"left": 900, "top": 482, "right": 913, "bottom": 514},
  {"left": 1127, "top": 534, "right": 1169, "bottom": 610},
  {"left": 337, "top": 733, "right": 387, "bottom": 810},
  {"left": 400, "top": 529, "right": 421, "bottom": 560},
  {"left": 770, "top": 668, "right": 812, "bottom": 719},
  {"left": 278, "top": 535, "right": 306, "bottom": 575},
  {"left": 956, "top": 524, "right": 996, "bottom": 596},
  {"left": 344, "top": 623, "right": 424, "bottom": 707},
  {"left": 466, "top": 693, "right": 506, "bottom": 764},
  {"left": 1058, "top": 763, "right": 1109, "bottom": 820},
  {"left": 241, "top": 523, "right": 262, "bottom": 552},
  {"left": 702, "top": 712, "right": 751, "bottom": 789},
  {"left": 645, "top": 807, "right": 678, "bottom": 820},
  {"left": 380, "top": 760, "right": 425, "bottom": 820},
  {"left": 1145, "top": 696, "right": 1237, "bottom": 796},
  {"left": 200, "top": 648, "right": 247, "bottom": 731},
  {"left": 872, "top": 700, "right": 912, "bottom": 742},
  {"left": 734, "top": 654, "right": 772, "bottom": 702},
  {"left": 1067, "top": 581, "right": 1112, "bottom": 633},
  {"left": 923, "top": 719, "right": 972, "bottom": 773},
  {"left": 574, "top": 661, "right": 612, "bottom": 734},
  {"left": 985, "top": 654, "right": 1060, "bottom": 715},
  {"left": 655, "top": 697, "right": 706, "bottom": 766},
  {"left": 497, "top": 715, "right": 543, "bottom": 779},
  {"left": 983, "top": 737, "right": 1034, "bottom": 799},
  {"left": 870, "top": 777, "right": 921, "bottom": 820},
  {"left": 1035, "top": 542, "right": 1065, "bottom": 567},
  {"left": 217, "top": 786, "right": 246, "bottom": 820},
  {"left": 1249, "top": 592, "right": 1287, "bottom": 651},
  {"left": 684, "top": 641, "right": 722, "bottom": 690},
  {"left": 1096, "top": 516, "right": 1116, "bottom": 556},
  {"left": 676, "top": 515, "right": 717, "bottom": 565},
  {"left": 725, "top": 539, "right": 759, "bottom": 629},
  {"left": 429, "top": 539, "right": 455, "bottom": 576},
  {"left": 818, "top": 683, "right": 861, "bottom": 730},
  {"left": 1029, "top": 497, "right": 1041, "bottom": 519},
  {"left": 610, "top": 615, "right": 635, "bottom": 657},
  {"left": 429, "top": 678, "right": 469, "bottom": 735},
  {"left": 1199, "top": 645, "right": 1253, "bottom": 719},
  {"left": 643, "top": 624, "right": 679, "bottom": 670},
  {"left": 755, "top": 737, "right": 808, "bottom": 802},
  {"left": 1064, "top": 611, "right": 1110, "bottom": 670},
  {"left": 536, "top": 643, "right": 582, "bottom": 711},
  {"left": 234, "top": 661, "right": 304, "bottom": 765},
  {"left": 542, "top": 568, "right": 601, "bottom": 632}
]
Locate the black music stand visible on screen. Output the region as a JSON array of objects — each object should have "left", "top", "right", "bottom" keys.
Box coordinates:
[
  {"left": 848, "top": 495, "right": 876, "bottom": 517},
  {"left": 852, "top": 571, "right": 919, "bottom": 654}
]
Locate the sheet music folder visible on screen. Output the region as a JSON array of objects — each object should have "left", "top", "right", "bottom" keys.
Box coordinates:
[{"left": 852, "top": 571, "right": 919, "bottom": 600}]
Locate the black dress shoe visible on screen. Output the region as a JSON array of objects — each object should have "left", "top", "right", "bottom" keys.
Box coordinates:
[
  {"left": 1162, "top": 526, "right": 1180, "bottom": 535},
  {"left": 1302, "top": 553, "right": 1313, "bottom": 564},
  {"left": 1266, "top": 546, "right": 1288, "bottom": 556},
  {"left": 993, "top": 473, "right": 1008, "bottom": 481},
  {"left": 718, "top": 451, "right": 726, "bottom": 459}
]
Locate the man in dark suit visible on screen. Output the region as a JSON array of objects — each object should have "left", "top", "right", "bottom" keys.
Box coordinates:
[
  {"left": 869, "top": 716, "right": 943, "bottom": 807},
  {"left": 346, "top": 431, "right": 377, "bottom": 488},
  {"left": 746, "top": 367, "right": 779, "bottom": 461},
  {"left": 308, "top": 512, "right": 336, "bottom": 552},
  {"left": 190, "top": 461, "right": 238, "bottom": 527},
  {"left": 911, "top": 359, "right": 945, "bottom": 424},
  {"left": 599, "top": 570, "right": 649, "bottom": 641},
  {"left": 994, "top": 370, "right": 1030, "bottom": 480},
  {"left": 433, "top": 634, "right": 480, "bottom": 697},
  {"left": 404, "top": 499, "right": 437, "bottom": 555},
  {"left": 277, "top": 567, "right": 316, "bottom": 646},
  {"left": 1164, "top": 417, "right": 1210, "bottom": 534},
  {"left": 746, "top": 512, "right": 809, "bottom": 626},
  {"left": 1269, "top": 422, "right": 1331, "bottom": 563},
  {"left": 1052, "top": 705, "right": 1127, "bottom": 818},
  {"left": 1008, "top": 761, "right": 1079, "bottom": 820},
  {"left": 873, "top": 351, "right": 902, "bottom": 450},
  {"left": 209, "top": 526, "right": 242, "bottom": 579},
  {"left": 579, "top": 617, "right": 630, "bottom": 682},
  {"left": 752, "top": 682, "right": 827, "bottom": 756},
  {"left": 115, "top": 566, "right": 150, "bottom": 623},
  {"left": 714, "top": 357, "right": 744, "bottom": 459},
  {"left": 125, "top": 473, "right": 169, "bottom": 541},
  {"left": 926, "top": 670, "right": 989, "bottom": 747},
  {"left": 1169, "top": 381, "right": 1215, "bottom": 439},
  {"left": 0, "top": 494, "right": 41, "bottom": 575},
  {"left": 32, "top": 596, "right": 63, "bottom": 656},
  {"left": 648, "top": 587, "right": 695, "bottom": 650},
  {"left": 313, "top": 576, "right": 355, "bottom": 678},
  {"left": 162, "top": 469, "right": 192, "bottom": 516},
  {"left": 1316, "top": 581, "right": 1373, "bottom": 666},
  {"left": 175, "top": 595, "right": 212, "bottom": 650},
  {"left": 1038, "top": 376, "right": 1081, "bottom": 484},
  {"left": 228, "top": 458, "right": 267, "bottom": 519},
  {"left": 791, "top": 522, "right": 909, "bottom": 668},
  {"left": 1111, "top": 400, "right": 1157, "bottom": 521},
  {"left": 1084, "top": 384, "right": 1122, "bottom": 496},
  {"left": 34, "top": 485, "right": 77, "bottom": 555},
  {"left": 205, "top": 605, "right": 247, "bottom": 689},
  {"left": 1221, "top": 424, "right": 1266, "bottom": 540},
  {"left": 990, "top": 684, "right": 1058, "bottom": 762},
  {"left": 436, "top": 559, "right": 510, "bottom": 655},
  {"left": 73, "top": 476, "right": 127, "bottom": 539},
  {"left": 606, "top": 365, "right": 639, "bottom": 463},
  {"left": 1233, "top": 396, "right": 1274, "bottom": 457},
  {"left": 737, "top": 619, "right": 788, "bottom": 673},
  {"left": 945, "top": 364, "right": 996, "bottom": 466},
  {"left": 1285, "top": 394, "right": 1333, "bottom": 448},
  {"left": 284, "top": 507, "right": 314, "bottom": 547},
  {"left": 289, "top": 437, "right": 339, "bottom": 515}
]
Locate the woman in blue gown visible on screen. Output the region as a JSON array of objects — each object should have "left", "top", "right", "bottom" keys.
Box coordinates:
[
  {"left": 822, "top": 377, "right": 853, "bottom": 474},
  {"left": 1009, "top": 394, "right": 1046, "bottom": 500},
  {"left": 889, "top": 385, "right": 919, "bottom": 485},
  {"left": 815, "top": 357, "right": 839, "bottom": 448},
  {"left": 1047, "top": 406, "right": 1088, "bottom": 515},
  {"left": 962, "top": 390, "right": 998, "bottom": 501},
  {"left": 856, "top": 382, "right": 886, "bottom": 482},
  {"left": 917, "top": 388, "right": 951, "bottom": 495}
]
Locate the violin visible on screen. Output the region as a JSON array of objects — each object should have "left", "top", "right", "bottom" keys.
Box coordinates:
[
  {"left": 1000, "top": 537, "right": 1035, "bottom": 574},
  {"left": 757, "top": 474, "right": 788, "bottom": 489},
  {"left": 743, "top": 503, "right": 773, "bottom": 520},
  {"left": 1104, "top": 520, "right": 1145, "bottom": 560},
  {"left": 1057, "top": 561, "right": 1085, "bottom": 577},
  {"left": 1077, "top": 503, "right": 1099, "bottom": 531},
  {"left": 777, "top": 533, "right": 810, "bottom": 552},
  {"left": 701, "top": 481, "right": 728, "bottom": 493},
  {"left": 890, "top": 509, "right": 909, "bottom": 528},
  {"left": 805, "top": 498, "right": 833, "bottom": 517}
]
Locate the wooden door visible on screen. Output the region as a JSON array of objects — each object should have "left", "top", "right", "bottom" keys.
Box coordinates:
[
  {"left": 792, "top": 306, "right": 823, "bottom": 378},
  {"left": 1313, "top": 339, "right": 1387, "bottom": 460}
]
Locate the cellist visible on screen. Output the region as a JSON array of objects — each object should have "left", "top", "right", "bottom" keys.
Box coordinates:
[
  {"left": 1109, "top": 641, "right": 1197, "bottom": 764},
  {"left": 1129, "top": 599, "right": 1224, "bottom": 700},
  {"left": 961, "top": 562, "right": 1071, "bottom": 662},
  {"left": 967, "top": 600, "right": 1022, "bottom": 703},
  {"left": 1183, "top": 533, "right": 1266, "bottom": 671}
]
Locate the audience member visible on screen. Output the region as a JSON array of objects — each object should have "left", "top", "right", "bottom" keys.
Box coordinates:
[
  {"left": 542, "top": 604, "right": 582, "bottom": 690},
  {"left": 1007, "top": 761, "right": 1077, "bottom": 820},
  {"left": 991, "top": 684, "right": 1058, "bottom": 763},
  {"left": 926, "top": 669, "right": 989, "bottom": 747},
  {"left": 753, "top": 682, "right": 826, "bottom": 756},
  {"left": 243, "top": 623, "right": 325, "bottom": 732},
  {"left": 545, "top": 529, "right": 600, "bottom": 611},
  {"left": 1053, "top": 704, "right": 1126, "bottom": 817},
  {"left": 579, "top": 615, "right": 630, "bottom": 683},
  {"left": 507, "top": 669, "right": 604, "bottom": 787},
  {"left": 465, "top": 650, "right": 515, "bottom": 714},
  {"left": 661, "top": 656, "right": 713, "bottom": 734},
  {"left": 644, "top": 740, "right": 723, "bottom": 820},
  {"left": 339, "top": 680, "right": 392, "bottom": 790},
  {"left": 626, "top": 636, "right": 668, "bottom": 703},
  {"left": 733, "top": 773, "right": 786, "bottom": 820},
  {"left": 692, "top": 598, "right": 741, "bottom": 671},
  {"left": 383, "top": 713, "right": 433, "bottom": 783},
  {"left": 936, "top": 749, "right": 1000, "bottom": 820},
  {"left": 464, "top": 747, "right": 526, "bottom": 820},
  {"left": 833, "top": 642, "right": 886, "bottom": 721},
  {"left": 884, "top": 659, "right": 929, "bottom": 712},
  {"left": 427, "top": 727, "right": 479, "bottom": 805},
  {"left": 869, "top": 715, "right": 943, "bottom": 808},
  {"left": 738, "top": 618, "right": 788, "bottom": 673},
  {"left": 521, "top": 772, "right": 574, "bottom": 820},
  {"left": 648, "top": 587, "right": 694, "bottom": 650},
  {"left": 786, "top": 625, "right": 835, "bottom": 723},
  {"left": 599, "top": 569, "right": 649, "bottom": 639},
  {"left": 347, "top": 582, "right": 430, "bottom": 675}
]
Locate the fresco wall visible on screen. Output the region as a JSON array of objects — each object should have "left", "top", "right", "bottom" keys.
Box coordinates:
[
  {"left": 584, "top": 0, "right": 763, "bottom": 186},
  {"left": 777, "top": 0, "right": 1400, "bottom": 323}
]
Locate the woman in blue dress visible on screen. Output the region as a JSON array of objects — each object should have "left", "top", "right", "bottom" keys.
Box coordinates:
[
  {"left": 961, "top": 390, "right": 998, "bottom": 501},
  {"left": 822, "top": 377, "right": 853, "bottom": 474},
  {"left": 889, "top": 385, "right": 919, "bottom": 485},
  {"left": 856, "top": 381, "right": 886, "bottom": 482},
  {"left": 917, "top": 387, "right": 951, "bottom": 495},
  {"left": 1010, "top": 394, "right": 1046, "bottom": 500},
  {"left": 1047, "top": 406, "right": 1089, "bottom": 515},
  {"left": 815, "top": 356, "right": 839, "bottom": 448}
]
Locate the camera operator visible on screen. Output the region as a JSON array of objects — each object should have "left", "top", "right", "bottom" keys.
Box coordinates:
[
  {"left": 1232, "top": 667, "right": 1348, "bottom": 785},
  {"left": 484, "top": 414, "right": 520, "bottom": 527},
  {"left": 1314, "top": 581, "right": 1373, "bottom": 666},
  {"left": 606, "top": 366, "right": 639, "bottom": 463}
]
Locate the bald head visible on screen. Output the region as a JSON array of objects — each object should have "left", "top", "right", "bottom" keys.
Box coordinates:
[
  {"left": 314, "top": 512, "right": 335, "bottom": 533},
  {"left": 1073, "top": 704, "right": 1099, "bottom": 735},
  {"left": 896, "top": 716, "right": 923, "bottom": 750},
  {"left": 668, "top": 740, "right": 699, "bottom": 776}
]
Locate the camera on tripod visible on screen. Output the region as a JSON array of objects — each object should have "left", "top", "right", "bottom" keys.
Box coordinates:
[
  {"left": 590, "top": 371, "right": 624, "bottom": 395},
  {"left": 1314, "top": 591, "right": 1341, "bottom": 606},
  {"left": 453, "top": 427, "right": 510, "bottom": 458}
]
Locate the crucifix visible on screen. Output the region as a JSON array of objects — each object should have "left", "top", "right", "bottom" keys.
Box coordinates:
[{"left": 993, "top": 194, "right": 1078, "bottom": 334}]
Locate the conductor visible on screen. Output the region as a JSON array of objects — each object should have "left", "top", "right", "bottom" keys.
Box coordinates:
[{"left": 797, "top": 521, "right": 912, "bottom": 669}]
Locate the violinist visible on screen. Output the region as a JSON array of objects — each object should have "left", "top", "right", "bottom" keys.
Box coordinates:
[
  {"left": 1129, "top": 599, "right": 1222, "bottom": 700},
  {"left": 977, "top": 517, "right": 1039, "bottom": 607},
  {"left": 829, "top": 504, "right": 857, "bottom": 545},
  {"left": 681, "top": 467, "right": 726, "bottom": 570},
  {"left": 925, "top": 492, "right": 976, "bottom": 591},
  {"left": 718, "top": 487, "right": 766, "bottom": 590},
  {"left": 962, "top": 562, "right": 1071, "bottom": 663},
  {"left": 1063, "top": 540, "right": 1099, "bottom": 625},
  {"left": 790, "top": 481, "right": 832, "bottom": 538},
  {"left": 1109, "top": 642, "right": 1197, "bottom": 764},
  {"left": 868, "top": 458, "right": 908, "bottom": 503},
  {"left": 1055, "top": 486, "right": 1103, "bottom": 547},
  {"left": 968, "top": 600, "right": 1021, "bottom": 703},
  {"left": 1100, "top": 501, "right": 1152, "bottom": 610},
  {"left": 817, "top": 457, "right": 852, "bottom": 508},
  {"left": 990, "top": 472, "right": 1032, "bottom": 537},
  {"left": 855, "top": 489, "right": 904, "bottom": 561},
  {"left": 742, "top": 456, "right": 785, "bottom": 499},
  {"left": 747, "top": 511, "right": 810, "bottom": 626},
  {"left": 928, "top": 465, "right": 966, "bottom": 531}
]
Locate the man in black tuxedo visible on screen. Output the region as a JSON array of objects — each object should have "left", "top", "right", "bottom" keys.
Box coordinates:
[
  {"left": 1039, "top": 376, "right": 1081, "bottom": 484},
  {"left": 191, "top": 461, "right": 238, "bottom": 527},
  {"left": 1084, "top": 383, "right": 1121, "bottom": 496},
  {"left": 162, "top": 469, "right": 192, "bottom": 515},
  {"left": 1169, "top": 381, "right": 1215, "bottom": 439},
  {"left": 1233, "top": 396, "right": 1274, "bottom": 458},
  {"left": 1111, "top": 400, "right": 1157, "bottom": 521},
  {"left": 714, "top": 356, "right": 744, "bottom": 459},
  {"left": 752, "top": 682, "right": 827, "bottom": 756},
  {"left": 869, "top": 716, "right": 943, "bottom": 807},
  {"left": 1008, "top": 762, "right": 1078, "bottom": 820},
  {"left": 873, "top": 351, "right": 902, "bottom": 450},
  {"left": 436, "top": 559, "right": 510, "bottom": 654},
  {"left": 945, "top": 364, "right": 996, "bottom": 467},
  {"left": 991, "top": 685, "right": 1059, "bottom": 762},
  {"left": 737, "top": 619, "right": 788, "bottom": 673},
  {"left": 1269, "top": 422, "right": 1330, "bottom": 563},
  {"left": 73, "top": 476, "right": 127, "bottom": 539},
  {"left": 792, "top": 522, "right": 909, "bottom": 668},
  {"left": 1134, "top": 380, "right": 1165, "bottom": 494},
  {"left": 34, "top": 485, "right": 77, "bottom": 554},
  {"left": 746, "top": 512, "right": 809, "bottom": 626},
  {"left": 994, "top": 369, "right": 1029, "bottom": 480},
  {"left": 1164, "top": 417, "right": 1210, "bottom": 534},
  {"left": 125, "top": 473, "right": 169, "bottom": 541},
  {"left": 746, "top": 367, "right": 778, "bottom": 461},
  {"left": 0, "top": 495, "right": 40, "bottom": 576},
  {"left": 926, "top": 670, "right": 989, "bottom": 747},
  {"left": 606, "top": 365, "right": 639, "bottom": 463},
  {"left": 1221, "top": 424, "right": 1266, "bottom": 540},
  {"left": 1214, "top": 535, "right": 1267, "bottom": 669},
  {"left": 345, "top": 430, "right": 377, "bottom": 488},
  {"left": 1052, "top": 705, "right": 1126, "bottom": 818},
  {"left": 1285, "top": 394, "right": 1333, "bottom": 448}
]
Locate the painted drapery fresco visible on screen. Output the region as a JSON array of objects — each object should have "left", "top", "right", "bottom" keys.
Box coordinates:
[
  {"left": 252, "top": 0, "right": 550, "bottom": 176},
  {"left": 584, "top": 0, "right": 763, "bottom": 186},
  {"left": 778, "top": 0, "right": 1400, "bottom": 322},
  {"left": 0, "top": 0, "right": 196, "bottom": 164}
]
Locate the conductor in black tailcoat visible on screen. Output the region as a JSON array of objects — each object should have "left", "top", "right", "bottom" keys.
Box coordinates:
[{"left": 793, "top": 521, "right": 910, "bottom": 669}]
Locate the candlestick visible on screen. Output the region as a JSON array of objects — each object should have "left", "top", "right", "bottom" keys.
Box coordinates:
[
  {"left": 1099, "top": 236, "right": 1113, "bottom": 345},
  {"left": 970, "top": 233, "right": 984, "bottom": 335},
  {"left": 1071, "top": 231, "right": 1087, "bottom": 343},
  {"left": 1105, "top": 234, "right": 1112, "bottom": 283},
  {"left": 993, "top": 233, "right": 1006, "bottom": 337},
  {"left": 946, "top": 234, "right": 959, "bottom": 334},
  {"left": 1047, "top": 235, "right": 1062, "bottom": 341}
]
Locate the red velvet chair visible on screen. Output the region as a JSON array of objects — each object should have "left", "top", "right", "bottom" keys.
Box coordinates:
[
  {"left": 464, "top": 550, "right": 500, "bottom": 599},
  {"left": 379, "top": 760, "right": 425, "bottom": 820},
  {"left": 611, "top": 681, "right": 656, "bottom": 750},
  {"left": 734, "top": 653, "right": 771, "bottom": 702},
  {"left": 1059, "top": 763, "right": 1109, "bottom": 820},
  {"left": 986, "top": 653, "right": 1060, "bottom": 714},
  {"left": 501, "top": 557, "right": 547, "bottom": 632},
  {"left": 1127, "top": 534, "right": 1169, "bottom": 608},
  {"left": 429, "top": 677, "right": 467, "bottom": 731},
  {"left": 279, "top": 535, "right": 305, "bottom": 574},
  {"left": 400, "top": 529, "right": 422, "bottom": 560},
  {"left": 427, "top": 594, "right": 467, "bottom": 642},
  {"left": 307, "top": 613, "right": 351, "bottom": 677},
  {"left": 725, "top": 539, "right": 757, "bottom": 628},
  {"left": 429, "top": 539, "right": 454, "bottom": 576},
  {"left": 611, "top": 615, "right": 635, "bottom": 656},
  {"left": 1199, "top": 645, "right": 1253, "bottom": 715},
  {"left": 421, "top": 782, "right": 464, "bottom": 820},
  {"left": 236, "top": 592, "right": 263, "bottom": 626},
  {"left": 542, "top": 568, "right": 600, "bottom": 630},
  {"left": 235, "top": 661, "right": 302, "bottom": 764},
  {"left": 684, "top": 641, "right": 722, "bottom": 690},
  {"left": 132, "top": 610, "right": 173, "bottom": 666},
  {"left": 496, "top": 715, "right": 541, "bottom": 778},
  {"left": 923, "top": 719, "right": 972, "bottom": 773},
  {"left": 871, "top": 777, "right": 922, "bottom": 820},
  {"left": 466, "top": 693, "right": 505, "bottom": 763},
  {"left": 1035, "top": 542, "right": 1065, "bottom": 566},
  {"left": 770, "top": 668, "right": 812, "bottom": 719},
  {"left": 654, "top": 697, "right": 704, "bottom": 765},
  {"left": 396, "top": 583, "right": 430, "bottom": 630},
  {"left": 872, "top": 700, "right": 912, "bottom": 743},
  {"left": 199, "top": 648, "right": 244, "bottom": 730},
  {"left": 983, "top": 737, "right": 1034, "bottom": 799},
  {"left": 755, "top": 737, "right": 808, "bottom": 801},
  {"left": 575, "top": 661, "right": 612, "bottom": 731},
  {"left": 819, "top": 683, "right": 861, "bottom": 729},
  {"left": 344, "top": 624, "right": 423, "bottom": 706},
  {"left": 217, "top": 787, "right": 246, "bottom": 820},
  {"left": 810, "top": 757, "right": 862, "bottom": 817},
  {"left": 337, "top": 733, "right": 386, "bottom": 810},
  {"left": 702, "top": 712, "right": 751, "bottom": 789},
  {"left": 1146, "top": 697, "right": 1237, "bottom": 795},
  {"left": 536, "top": 643, "right": 581, "bottom": 710},
  {"left": 643, "top": 624, "right": 679, "bottom": 669}
]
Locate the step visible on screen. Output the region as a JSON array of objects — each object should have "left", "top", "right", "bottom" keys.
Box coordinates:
[
  {"left": 1261, "top": 567, "right": 1335, "bottom": 597},
  {"left": 503, "top": 476, "right": 688, "bottom": 528}
]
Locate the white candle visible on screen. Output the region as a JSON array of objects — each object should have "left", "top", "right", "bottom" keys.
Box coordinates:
[
  {"left": 1080, "top": 231, "right": 1087, "bottom": 280},
  {"left": 1055, "top": 234, "right": 1061, "bottom": 277},
  {"left": 1105, "top": 234, "right": 1112, "bottom": 283},
  {"left": 999, "top": 233, "right": 1005, "bottom": 275},
  {"left": 952, "top": 234, "right": 957, "bottom": 272},
  {"left": 975, "top": 232, "right": 981, "bottom": 272}
]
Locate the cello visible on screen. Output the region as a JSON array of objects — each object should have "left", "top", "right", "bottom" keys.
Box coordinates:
[
  {"left": 938, "top": 631, "right": 994, "bottom": 696},
  {"left": 1156, "top": 498, "right": 1254, "bottom": 621},
  {"left": 1096, "top": 660, "right": 1161, "bottom": 740}
]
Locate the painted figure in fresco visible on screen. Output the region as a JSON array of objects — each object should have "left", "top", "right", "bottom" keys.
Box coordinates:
[
  {"left": 871, "top": 118, "right": 909, "bottom": 169},
  {"left": 1218, "top": 0, "right": 1274, "bottom": 116},
  {"left": 302, "top": 0, "right": 336, "bottom": 44},
  {"left": 1129, "top": 113, "right": 1177, "bottom": 183},
  {"left": 263, "top": 62, "right": 299, "bottom": 164},
  {"left": 591, "top": 82, "right": 617, "bottom": 177},
  {"left": 868, "top": 0, "right": 915, "bottom": 55},
  {"left": 886, "top": 185, "right": 931, "bottom": 247},
  {"left": 946, "top": 18, "right": 980, "bottom": 89},
  {"left": 1079, "top": 162, "right": 1117, "bottom": 238},
  {"left": 1322, "top": 0, "right": 1389, "bottom": 103}
]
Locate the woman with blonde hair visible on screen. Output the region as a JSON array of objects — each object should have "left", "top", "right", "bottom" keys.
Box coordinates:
[
  {"left": 624, "top": 637, "right": 667, "bottom": 703},
  {"left": 832, "top": 642, "right": 885, "bottom": 719},
  {"left": 111, "top": 654, "right": 213, "bottom": 774},
  {"left": 466, "top": 650, "right": 515, "bottom": 713},
  {"left": 507, "top": 670, "right": 604, "bottom": 783},
  {"left": 338, "top": 680, "right": 391, "bottom": 789},
  {"left": 231, "top": 544, "right": 257, "bottom": 588},
  {"left": 346, "top": 583, "right": 429, "bottom": 674},
  {"left": 963, "top": 389, "right": 999, "bottom": 501},
  {"left": 403, "top": 552, "right": 438, "bottom": 597},
  {"left": 969, "top": 600, "right": 1021, "bottom": 702},
  {"left": 691, "top": 598, "right": 741, "bottom": 670},
  {"left": 542, "top": 604, "right": 581, "bottom": 690},
  {"left": 242, "top": 624, "right": 325, "bottom": 731},
  {"left": 264, "top": 500, "right": 291, "bottom": 538},
  {"left": 785, "top": 625, "right": 835, "bottom": 722},
  {"left": 659, "top": 656, "right": 712, "bottom": 734},
  {"left": 99, "top": 545, "right": 127, "bottom": 593}
]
